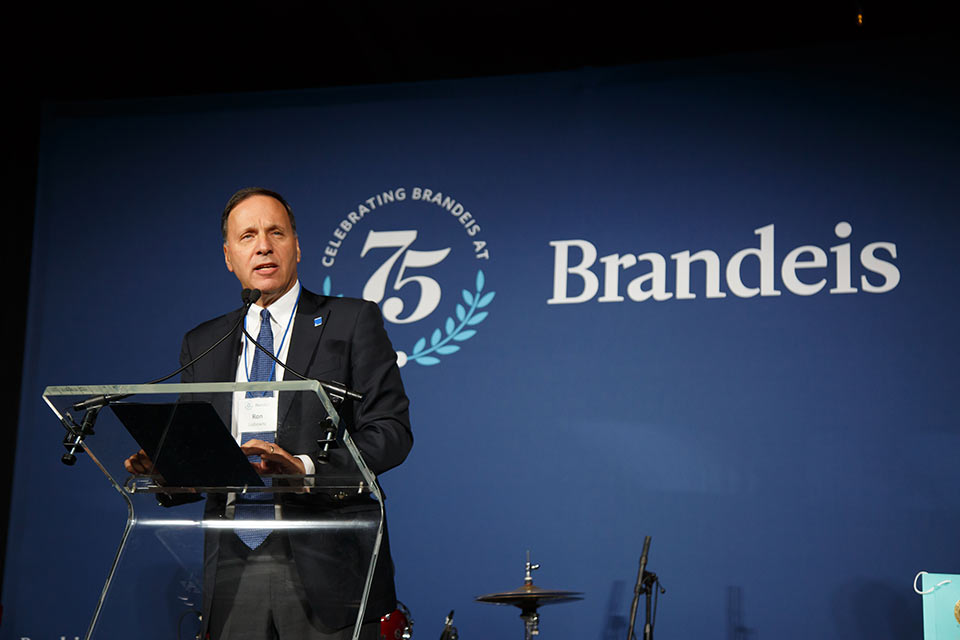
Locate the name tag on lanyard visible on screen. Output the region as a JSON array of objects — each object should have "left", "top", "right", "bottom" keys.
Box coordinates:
[
  {"left": 237, "top": 395, "right": 279, "bottom": 440},
  {"left": 238, "top": 288, "right": 300, "bottom": 441}
]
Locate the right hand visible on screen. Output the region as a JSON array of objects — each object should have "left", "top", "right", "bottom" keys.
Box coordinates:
[{"left": 124, "top": 449, "right": 155, "bottom": 475}]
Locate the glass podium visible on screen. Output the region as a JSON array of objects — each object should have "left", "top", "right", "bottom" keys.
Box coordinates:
[{"left": 42, "top": 380, "right": 385, "bottom": 640}]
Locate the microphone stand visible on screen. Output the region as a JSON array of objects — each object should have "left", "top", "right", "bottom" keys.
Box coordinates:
[
  {"left": 641, "top": 571, "right": 656, "bottom": 640},
  {"left": 627, "top": 536, "right": 655, "bottom": 640},
  {"left": 60, "top": 288, "right": 364, "bottom": 466},
  {"left": 239, "top": 321, "right": 362, "bottom": 403},
  {"left": 58, "top": 289, "right": 262, "bottom": 465}
]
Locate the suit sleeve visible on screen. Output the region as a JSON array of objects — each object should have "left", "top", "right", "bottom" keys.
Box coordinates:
[{"left": 340, "top": 300, "right": 413, "bottom": 475}]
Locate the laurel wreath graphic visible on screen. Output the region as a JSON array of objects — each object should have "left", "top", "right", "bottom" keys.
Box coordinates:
[
  {"left": 320, "top": 270, "right": 494, "bottom": 367},
  {"left": 406, "top": 269, "right": 494, "bottom": 366}
]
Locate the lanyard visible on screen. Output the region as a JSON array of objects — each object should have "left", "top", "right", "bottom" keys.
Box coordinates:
[{"left": 243, "top": 286, "right": 301, "bottom": 384}]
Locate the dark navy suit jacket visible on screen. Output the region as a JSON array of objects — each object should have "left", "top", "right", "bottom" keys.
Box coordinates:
[{"left": 180, "top": 288, "right": 412, "bottom": 631}]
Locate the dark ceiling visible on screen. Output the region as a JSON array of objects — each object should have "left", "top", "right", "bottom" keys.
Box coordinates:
[{"left": 10, "top": 0, "right": 956, "bottom": 100}]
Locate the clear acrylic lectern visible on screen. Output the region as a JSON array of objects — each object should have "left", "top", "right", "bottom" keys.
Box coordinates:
[{"left": 43, "top": 380, "right": 385, "bottom": 640}]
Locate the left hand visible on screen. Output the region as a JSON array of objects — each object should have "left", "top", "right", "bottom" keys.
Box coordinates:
[{"left": 240, "top": 438, "right": 306, "bottom": 475}]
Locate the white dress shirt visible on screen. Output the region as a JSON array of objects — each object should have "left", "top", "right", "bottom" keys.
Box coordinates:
[{"left": 231, "top": 281, "right": 315, "bottom": 475}]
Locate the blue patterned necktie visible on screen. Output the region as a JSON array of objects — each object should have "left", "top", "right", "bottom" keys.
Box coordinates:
[
  {"left": 235, "top": 430, "right": 276, "bottom": 549},
  {"left": 247, "top": 308, "right": 274, "bottom": 398},
  {"left": 237, "top": 308, "right": 277, "bottom": 549}
]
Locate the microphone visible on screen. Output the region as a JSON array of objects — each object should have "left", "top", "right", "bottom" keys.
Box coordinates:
[
  {"left": 72, "top": 286, "right": 363, "bottom": 412},
  {"left": 71, "top": 288, "right": 263, "bottom": 411},
  {"left": 239, "top": 305, "right": 363, "bottom": 403}
]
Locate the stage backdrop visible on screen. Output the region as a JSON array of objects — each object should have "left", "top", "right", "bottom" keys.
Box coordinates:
[{"left": 5, "top": 40, "right": 958, "bottom": 639}]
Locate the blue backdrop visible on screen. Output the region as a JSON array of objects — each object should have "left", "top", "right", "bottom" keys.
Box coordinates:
[{"left": 6, "top": 42, "right": 958, "bottom": 639}]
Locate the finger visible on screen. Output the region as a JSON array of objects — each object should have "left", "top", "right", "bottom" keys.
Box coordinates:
[
  {"left": 240, "top": 440, "right": 275, "bottom": 455},
  {"left": 125, "top": 450, "right": 143, "bottom": 472},
  {"left": 135, "top": 450, "right": 154, "bottom": 472},
  {"left": 252, "top": 454, "right": 283, "bottom": 473},
  {"left": 263, "top": 454, "right": 305, "bottom": 475},
  {"left": 251, "top": 459, "right": 284, "bottom": 475},
  {"left": 243, "top": 443, "right": 281, "bottom": 458}
]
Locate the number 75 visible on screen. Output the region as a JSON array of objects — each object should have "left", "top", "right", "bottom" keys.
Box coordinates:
[{"left": 360, "top": 230, "right": 451, "bottom": 324}]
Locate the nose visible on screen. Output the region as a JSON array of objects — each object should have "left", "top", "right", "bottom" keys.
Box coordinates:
[{"left": 255, "top": 233, "right": 273, "bottom": 254}]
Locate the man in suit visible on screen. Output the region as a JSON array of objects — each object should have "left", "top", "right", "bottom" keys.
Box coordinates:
[{"left": 126, "top": 187, "right": 412, "bottom": 639}]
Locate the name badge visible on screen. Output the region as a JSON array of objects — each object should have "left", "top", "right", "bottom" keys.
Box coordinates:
[{"left": 237, "top": 394, "right": 278, "bottom": 441}]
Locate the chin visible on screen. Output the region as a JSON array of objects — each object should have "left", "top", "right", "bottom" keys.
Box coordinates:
[{"left": 252, "top": 280, "right": 281, "bottom": 292}]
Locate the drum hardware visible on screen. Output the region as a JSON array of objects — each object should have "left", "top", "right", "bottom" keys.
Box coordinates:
[
  {"left": 475, "top": 551, "right": 583, "bottom": 640},
  {"left": 439, "top": 610, "right": 458, "bottom": 640},
  {"left": 380, "top": 601, "right": 413, "bottom": 640}
]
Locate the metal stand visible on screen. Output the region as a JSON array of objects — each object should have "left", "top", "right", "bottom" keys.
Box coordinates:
[
  {"left": 627, "top": 536, "right": 665, "bottom": 640},
  {"left": 475, "top": 552, "right": 583, "bottom": 639},
  {"left": 521, "top": 610, "right": 540, "bottom": 640}
]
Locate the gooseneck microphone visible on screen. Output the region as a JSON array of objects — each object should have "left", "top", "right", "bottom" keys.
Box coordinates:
[
  {"left": 71, "top": 287, "right": 363, "bottom": 412},
  {"left": 62, "top": 288, "right": 265, "bottom": 464},
  {"left": 71, "top": 288, "right": 263, "bottom": 411},
  {"left": 62, "top": 287, "right": 365, "bottom": 466}
]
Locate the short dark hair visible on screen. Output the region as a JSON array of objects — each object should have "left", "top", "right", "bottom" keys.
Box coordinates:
[{"left": 221, "top": 187, "right": 297, "bottom": 241}]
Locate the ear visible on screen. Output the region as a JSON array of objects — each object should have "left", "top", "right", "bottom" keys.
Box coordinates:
[
  {"left": 223, "top": 243, "right": 235, "bottom": 273},
  {"left": 296, "top": 238, "right": 301, "bottom": 263}
]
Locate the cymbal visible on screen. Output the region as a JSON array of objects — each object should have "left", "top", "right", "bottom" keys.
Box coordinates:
[{"left": 476, "top": 583, "right": 583, "bottom": 609}]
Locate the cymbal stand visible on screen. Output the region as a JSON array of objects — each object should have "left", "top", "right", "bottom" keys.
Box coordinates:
[{"left": 521, "top": 610, "right": 540, "bottom": 640}]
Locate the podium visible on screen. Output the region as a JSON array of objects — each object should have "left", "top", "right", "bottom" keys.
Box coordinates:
[{"left": 43, "top": 380, "right": 386, "bottom": 640}]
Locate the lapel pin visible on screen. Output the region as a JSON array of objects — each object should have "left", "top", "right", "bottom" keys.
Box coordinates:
[{"left": 313, "top": 316, "right": 323, "bottom": 327}]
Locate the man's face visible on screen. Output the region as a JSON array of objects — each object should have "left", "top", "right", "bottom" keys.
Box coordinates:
[{"left": 223, "top": 195, "right": 301, "bottom": 307}]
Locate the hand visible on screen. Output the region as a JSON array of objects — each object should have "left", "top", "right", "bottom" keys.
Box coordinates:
[
  {"left": 124, "top": 449, "right": 155, "bottom": 475},
  {"left": 240, "top": 439, "right": 306, "bottom": 475},
  {"left": 123, "top": 449, "right": 197, "bottom": 497}
]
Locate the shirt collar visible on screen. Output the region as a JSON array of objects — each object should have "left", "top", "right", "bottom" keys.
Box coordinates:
[{"left": 247, "top": 280, "right": 300, "bottom": 329}]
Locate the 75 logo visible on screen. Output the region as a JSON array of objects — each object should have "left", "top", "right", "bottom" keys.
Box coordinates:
[
  {"left": 360, "top": 230, "right": 450, "bottom": 324},
  {"left": 344, "top": 229, "right": 494, "bottom": 366}
]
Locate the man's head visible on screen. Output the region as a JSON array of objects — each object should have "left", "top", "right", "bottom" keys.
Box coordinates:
[{"left": 222, "top": 187, "right": 301, "bottom": 308}]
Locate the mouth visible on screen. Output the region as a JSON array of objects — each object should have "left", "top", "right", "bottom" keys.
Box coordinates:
[{"left": 254, "top": 263, "right": 279, "bottom": 275}]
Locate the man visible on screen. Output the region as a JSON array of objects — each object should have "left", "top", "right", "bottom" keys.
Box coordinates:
[{"left": 126, "top": 187, "right": 412, "bottom": 639}]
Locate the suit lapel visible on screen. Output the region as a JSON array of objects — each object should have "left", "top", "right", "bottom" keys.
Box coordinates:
[{"left": 278, "top": 289, "right": 331, "bottom": 428}]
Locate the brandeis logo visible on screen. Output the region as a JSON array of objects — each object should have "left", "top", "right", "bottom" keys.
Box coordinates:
[
  {"left": 315, "top": 186, "right": 493, "bottom": 368},
  {"left": 548, "top": 222, "right": 900, "bottom": 304}
]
